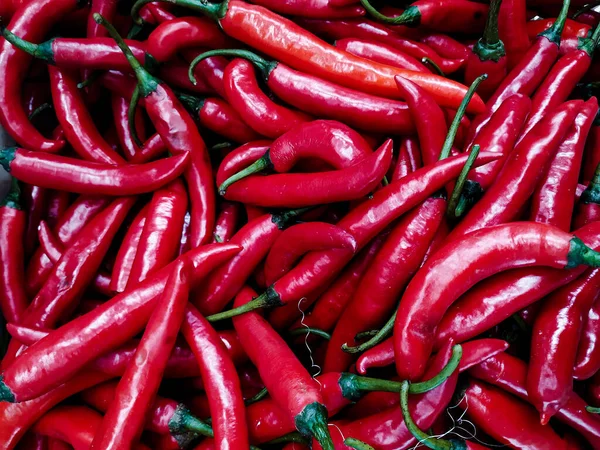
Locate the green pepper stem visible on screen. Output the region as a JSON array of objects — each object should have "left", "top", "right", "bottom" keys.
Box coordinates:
[
  {"left": 265, "top": 431, "right": 308, "bottom": 445},
  {"left": 219, "top": 152, "right": 272, "bottom": 196},
  {"left": 131, "top": 0, "right": 228, "bottom": 24},
  {"left": 245, "top": 387, "right": 269, "bottom": 405},
  {"left": 188, "top": 48, "right": 275, "bottom": 85},
  {"left": 359, "top": 0, "right": 420, "bottom": 26},
  {"left": 539, "top": 0, "right": 571, "bottom": 45},
  {"left": 0, "top": 147, "right": 16, "bottom": 174},
  {"left": 438, "top": 74, "right": 487, "bottom": 161},
  {"left": 586, "top": 406, "right": 600, "bottom": 413},
  {"left": 289, "top": 327, "right": 331, "bottom": 340},
  {"left": 342, "top": 310, "right": 396, "bottom": 354},
  {"left": 447, "top": 144, "right": 481, "bottom": 219},
  {"left": 474, "top": 0, "right": 505, "bottom": 62},
  {"left": 176, "top": 91, "right": 206, "bottom": 116},
  {"left": 0, "top": 377, "right": 15, "bottom": 402},
  {"left": 354, "top": 329, "right": 379, "bottom": 341},
  {"left": 579, "top": 22, "right": 600, "bottom": 56},
  {"left": 344, "top": 437, "right": 375, "bottom": 450},
  {"left": 28, "top": 103, "right": 53, "bottom": 122},
  {"left": 0, "top": 26, "right": 55, "bottom": 63},
  {"left": 421, "top": 57, "right": 445, "bottom": 76},
  {"left": 0, "top": 177, "right": 21, "bottom": 210},
  {"left": 206, "top": 288, "right": 280, "bottom": 322},
  {"left": 566, "top": 237, "right": 600, "bottom": 268},
  {"left": 295, "top": 402, "right": 334, "bottom": 450}
]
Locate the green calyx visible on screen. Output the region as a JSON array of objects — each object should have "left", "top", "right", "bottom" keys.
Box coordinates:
[
  {"left": 342, "top": 310, "right": 396, "bottom": 354},
  {"left": 566, "top": 237, "right": 600, "bottom": 269},
  {"left": 578, "top": 21, "right": 600, "bottom": 57},
  {"left": 0, "top": 25, "right": 55, "bottom": 64},
  {"left": 168, "top": 404, "right": 213, "bottom": 447},
  {"left": 1, "top": 177, "right": 22, "bottom": 210},
  {"left": 245, "top": 387, "right": 268, "bottom": 405},
  {"left": 176, "top": 91, "right": 206, "bottom": 116},
  {"left": 360, "top": 0, "right": 421, "bottom": 27},
  {"left": 474, "top": 39, "right": 505, "bottom": 63},
  {"left": 474, "top": 0, "right": 505, "bottom": 62},
  {"left": 132, "top": 0, "right": 229, "bottom": 24},
  {"left": 453, "top": 179, "right": 484, "bottom": 218},
  {"left": 345, "top": 438, "right": 375, "bottom": 450},
  {"left": 295, "top": 402, "right": 334, "bottom": 450},
  {"left": 206, "top": 286, "right": 283, "bottom": 322},
  {"left": 219, "top": 151, "right": 273, "bottom": 195},
  {"left": 538, "top": 0, "right": 571, "bottom": 46},
  {"left": 0, "top": 377, "right": 15, "bottom": 403},
  {"left": 447, "top": 145, "right": 481, "bottom": 220},
  {"left": 0, "top": 147, "right": 16, "bottom": 173},
  {"left": 271, "top": 207, "right": 313, "bottom": 229}
]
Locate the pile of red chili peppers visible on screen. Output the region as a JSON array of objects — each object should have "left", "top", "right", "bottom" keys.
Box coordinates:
[{"left": 4, "top": 0, "right": 600, "bottom": 448}]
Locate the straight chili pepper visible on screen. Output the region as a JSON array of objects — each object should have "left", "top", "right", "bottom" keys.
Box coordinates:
[
  {"left": 110, "top": 204, "right": 147, "bottom": 293},
  {"left": 132, "top": 0, "right": 483, "bottom": 112},
  {"left": 111, "top": 94, "right": 146, "bottom": 161},
  {"left": 211, "top": 201, "right": 240, "bottom": 244},
  {"left": 44, "top": 190, "right": 71, "bottom": 230},
  {"left": 91, "top": 260, "right": 190, "bottom": 449},
  {"left": 249, "top": 0, "right": 365, "bottom": 19},
  {"left": 498, "top": 0, "right": 529, "bottom": 68},
  {"left": 22, "top": 184, "right": 46, "bottom": 258},
  {"left": 0, "top": 179, "right": 28, "bottom": 325},
  {"left": 0, "top": 243, "right": 241, "bottom": 403},
  {"left": 574, "top": 295, "right": 600, "bottom": 379},
  {"left": 419, "top": 33, "right": 469, "bottom": 61}
]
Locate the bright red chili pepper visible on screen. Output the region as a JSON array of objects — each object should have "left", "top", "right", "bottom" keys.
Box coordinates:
[
  {"left": 90, "top": 260, "right": 190, "bottom": 449},
  {"left": 325, "top": 196, "right": 445, "bottom": 373},
  {"left": 232, "top": 286, "right": 334, "bottom": 450},
  {"left": 22, "top": 184, "right": 46, "bottom": 258},
  {"left": 530, "top": 98, "right": 598, "bottom": 230},
  {"left": 390, "top": 138, "right": 414, "bottom": 181},
  {"left": 449, "top": 100, "right": 583, "bottom": 241},
  {"left": 128, "top": 133, "right": 168, "bottom": 164},
  {"left": 419, "top": 33, "right": 469, "bottom": 61},
  {"left": 182, "top": 50, "right": 228, "bottom": 98},
  {"left": 211, "top": 201, "right": 240, "bottom": 244},
  {"left": 575, "top": 296, "right": 600, "bottom": 380},
  {"left": 190, "top": 49, "right": 415, "bottom": 135},
  {"left": 250, "top": 0, "right": 365, "bottom": 19},
  {"left": 88, "top": 0, "right": 117, "bottom": 39},
  {"left": 182, "top": 304, "right": 249, "bottom": 449},
  {"left": 133, "top": 0, "right": 483, "bottom": 112},
  {"left": 111, "top": 93, "right": 147, "bottom": 161},
  {"left": 573, "top": 163, "right": 600, "bottom": 229},
  {"left": 526, "top": 17, "right": 590, "bottom": 41},
  {"left": 497, "top": 0, "right": 529, "bottom": 69},
  {"left": 217, "top": 141, "right": 271, "bottom": 184},
  {"left": 44, "top": 190, "right": 71, "bottom": 230},
  {"left": 0, "top": 243, "right": 241, "bottom": 403},
  {"left": 0, "top": 179, "right": 27, "bottom": 325}
]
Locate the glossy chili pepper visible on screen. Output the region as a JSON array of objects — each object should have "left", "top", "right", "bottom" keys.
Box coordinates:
[
  {"left": 0, "top": 0, "right": 76, "bottom": 152},
  {"left": 435, "top": 222, "right": 600, "bottom": 348},
  {"left": 182, "top": 304, "right": 249, "bottom": 449},
  {"left": 133, "top": 0, "right": 483, "bottom": 112},
  {"left": 449, "top": 100, "right": 582, "bottom": 241},
  {"left": 528, "top": 267, "right": 600, "bottom": 422},
  {"left": 126, "top": 181, "right": 187, "bottom": 288},
  {"left": 22, "top": 184, "right": 46, "bottom": 258},
  {"left": 325, "top": 196, "right": 445, "bottom": 373},
  {"left": 111, "top": 94, "right": 146, "bottom": 161},
  {"left": 249, "top": 0, "right": 364, "bottom": 18},
  {"left": 221, "top": 140, "right": 392, "bottom": 208},
  {"left": 582, "top": 111, "right": 600, "bottom": 183},
  {"left": 216, "top": 141, "right": 271, "bottom": 184},
  {"left": 395, "top": 222, "right": 600, "bottom": 381},
  {"left": 206, "top": 151, "right": 500, "bottom": 322},
  {"left": 158, "top": 60, "right": 216, "bottom": 96},
  {"left": 470, "top": 353, "right": 600, "bottom": 449},
  {"left": 530, "top": 98, "right": 597, "bottom": 230},
  {"left": 526, "top": 17, "right": 590, "bottom": 41},
  {"left": 265, "top": 223, "right": 356, "bottom": 287},
  {"left": 0, "top": 179, "right": 27, "bottom": 325},
  {"left": 232, "top": 286, "right": 334, "bottom": 450},
  {"left": 498, "top": 0, "right": 529, "bottom": 68},
  {"left": 98, "top": 15, "right": 216, "bottom": 248},
  {"left": 0, "top": 147, "right": 189, "bottom": 196},
  {"left": 182, "top": 50, "right": 229, "bottom": 98},
  {"left": 0, "top": 371, "right": 111, "bottom": 450},
  {"left": 90, "top": 261, "right": 190, "bottom": 449},
  {"left": 193, "top": 209, "right": 309, "bottom": 315},
  {"left": 176, "top": 92, "right": 262, "bottom": 144},
  {"left": 190, "top": 49, "right": 415, "bottom": 135},
  {"left": 575, "top": 296, "right": 600, "bottom": 380},
  {"left": 419, "top": 33, "right": 469, "bottom": 61},
  {"left": 211, "top": 201, "right": 240, "bottom": 244},
  {"left": 88, "top": 0, "right": 117, "bottom": 39},
  {"left": 146, "top": 16, "right": 234, "bottom": 63},
  {"left": 574, "top": 163, "right": 600, "bottom": 229},
  {"left": 0, "top": 243, "right": 241, "bottom": 403},
  {"left": 110, "top": 204, "right": 147, "bottom": 293},
  {"left": 128, "top": 133, "right": 168, "bottom": 164}
]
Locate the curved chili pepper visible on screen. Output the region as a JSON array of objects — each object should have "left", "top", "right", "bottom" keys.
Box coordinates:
[
  {"left": 0, "top": 0, "right": 77, "bottom": 152},
  {"left": 250, "top": 0, "right": 364, "bottom": 19},
  {"left": 90, "top": 260, "right": 190, "bottom": 450},
  {"left": 530, "top": 98, "right": 598, "bottom": 230},
  {"left": 0, "top": 179, "right": 28, "bottom": 325},
  {"left": 221, "top": 140, "right": 392, "bottom": 207},
  {"left": 232, "top": 286, "right": 334, "bottom": 450},
  {"left": 211, "top": 201, "right": 240, "bottom": 244},
  {"left": 128, "top": 133, "right": 168, "bottom": 164},
  {"left": 217, "top": 141, "right": 271, "bottom": 184},
  {"left": 575, "top": 296, "right": 600, "bottom": 380},
  {"left": 44, "top": 191, "right": 71, "bottom": 231},
  {"left": 265, "top": 223, "right": 356, "bottom": 286},
  {"left": 0, "top": 243, "right": 241, "bottom": 403},
  {"left": 182, "top": 304, "right": 249, "bottom": 449},
  {"left": 97, "top": 15, "right": 216, "bottom": 248},
  {"left": 325, "top": 196, "right": 445, "bottom": 373},
  {"left": 528, "top": 267, "right": 600, "bottom": 422},
  {"left": 435, "top": 222, "right": 600, "bottom": 349},
  {"left": 193, "top": 209, "right": 310, "bottom": 315},
  {"left": 146, "top": 16, "right": 235, "bottom": 63},
  {"left": 134, "top": 0, "right": 483, "bottom": 112},
  {"left": 182, "top": 50, "right": 229, "bottom": 98},
  {"left": 449, "top": 100, "right": 582, "bottom": 241},
  {"left": 158, "top": 60, "right": 216, "bottom": 96},
  {"left": 190, "top": 49, "right": 415, "bottom": 135},
  {"left": 206, "top": 151, "right": 501, "bottom": 322},
  {"left": 0, "top": 148, "right": 189, "bottom": 196},
  {"left": 22, "top": 184, "right": 46, "bottom": 258},
  {"left": 498, "top": 0, "right": 530, "bottom": 68},
  {"left": 112, "top": 94, "right": 146, "bottom": 161}
]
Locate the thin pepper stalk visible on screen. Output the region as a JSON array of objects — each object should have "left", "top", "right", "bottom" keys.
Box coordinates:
[
  {"left": 345, "top": 438, "right": 375, "bottom": 450},
  {"left": 447, "top": 145, "right": 481, "bottom": 219},
  {"left": 343, "top": 310, "right": 396, "bottom": 354}
]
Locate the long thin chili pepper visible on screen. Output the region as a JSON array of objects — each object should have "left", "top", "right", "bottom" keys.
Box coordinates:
[
  {"left": 44, "top": 190, "right": 71, "bottom": 230},
  {"left": 90, "top": 260, "right": 190, "bottom": 449},
  {"left": 0, "top": 147, "right": 189, "bottom": 196},
  {"left": 420, "top": 33, "right": 469, "bottom": 61},
  {"left": 211, "top": 201, "right": 240, "bottom": 244},
  {"left": 0, "top": 243, "right": 241, "bottom": 403},
  {"left": 111, "top": 93, "right": 146, "bottom": 161},
  {"left": 0, "top": 179, "right": 28, "bottom": 325},
  {"left": 22, "top": 184, "right": 46, "bottom": 258},
  {"left": 574, "top": 295, "right": 600, "bottom": 379},
  {"left": 574, "top": 162, "right": 600, "bottom": 229},
  {"left": 182, "top": 50, "right": 229, "bottom": 98},
  {"left": 498, "top": 0, "right": 529, "bottom": 68},
  {"left": 249, "top": 0, "right": 365, "bottom": 19},
  {"left": 182, "top": 304, "right": 249, "bottom": 449},
  {"left": 133, "top": 0, "right": 483, "bottom": 112}
]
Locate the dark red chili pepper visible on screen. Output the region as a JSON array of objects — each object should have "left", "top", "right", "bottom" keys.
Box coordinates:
[
  {"left": 575, "top": 296, "right": 600, "bottom": 380},
  {"left": 530, "top": 98, "right": 598, "bottom": 230},
  {"left": 22, "top": 184, "right": 46, "bottom": 258},
  {"left": 128, "top": 133, "right": 168, "bottom": 164},
  {"left": 449, "top": 100, "right": 583, "bottom": 241},
  {"left": 435, "top": 222, "right": 600, "bottom": 349},
  {"left": 498, "top": 0, "right": 530, "bottom": 68},
  {"left": 44, "top": 190, "right": 70, "bottom": 230},
  {"left": 232, "top": 286, "right": 334, "bottom": 450},
  {"left": 182, "top": 304, "right": 249, "bottom": 449},
  {"left": 391, "top": 138, "right": 413, "bottom": 181},
  {"left": 182, "top": 50, "right": 228, "bottom": 98},
  {"left": 464, "top": 0, "right": 507, "bottom": 100},
  {"left": 111, "top": 94, "right": 146, "bottom": 161},
  {"left": 583, "top": 112, "right": 600, "bottom": 183},
  {"left": 90, "top": 260, "right": 190, "bottom": 449},
  {"left": 158, "top": 60, "right": 216, "bottom": 96},
  {"left": 126, "top": 181, "right": 187, "bottom": 288},
  {"left": 589, "top": 372, "right": 600, "bottom": 406},
  {"left": 249, "top": 0, "right": 364, "bottom": 19},
  {"left": 325, "top": 196, "right": 445, "bottom": 373},
  {"left": 0, "top": 243, "right": 241, "bottom": 403},
  {"left": 573, "top": 163, "right": 600, "bottom": 229},
  {"left": 0, "top": 179, "right": 28, "bottom": 325},
  {"left": 189, "top": 49, "right": 415, "bottom": 135},
  {"left": 88, "top": 0, "right": 117, "bottom": 39},
  {"left": 133, "top": 0, "right": 484, "bottom": 112},
  {"left": 220, "top": 140, "right": 392, "bottom": 208},
  {"left": 0, "top": 147, "right": 189, "bottom": 196},
  {"left": 110, "top": 204, "right": 147, "bottom": 293},
  {"left": 211, "top": 201, "right": 240, "bottom": 244}
]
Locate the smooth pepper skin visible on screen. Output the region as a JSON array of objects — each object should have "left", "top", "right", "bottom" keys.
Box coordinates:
[
  {"left": 250, "top": 0, "right": 365, "bottom": 19},
  {"left": 574, "top": 295, "right": 600, "bottom": 380},
  {"left": 336, "top": 38, "right": 430, "bottom": 73}
]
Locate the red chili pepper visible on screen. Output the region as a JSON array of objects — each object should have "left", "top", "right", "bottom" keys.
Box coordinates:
[
  {"left": 183, "top": 50, "right": 228, "bottom": 98},
  {"left": 583, "top": 113, "right": 600, "bottom": 183},
  {"left": 573, "top": 163, "right": 600, "bottom": 229},
  {"left": 0, "top": 147, "right": 189, "bottom": 196},
  {"left": 217, "top": 141, "right": 271, "bottom": 184},
  {"left": 530, "top": 98, "right": 598, "bottom": 230},
  {"left": 88, "top": 0, "right": 117, "bottom": 39},
  {"left": 22, "top": 184, "right": 46, "bottom": 258},
  {"left": 90, "top": 260, "right": 190, "bottom": 449},
  {"left": 325, "top": 196, "right": 445, "bottom": 373},
  {"left": 44, "top": 191, "right": 71, "bottom": 230},
  {"left": 0, "top": 179, "right": 28, "bottom": 325},
  {"left": 128, "top": 133, "right": 168, "bottom": 164},
  {"left": 249, "top": 0, "right": 365, "bottom": 19},
  {"left": 497, "top": 0, "right": 530, "bottom": 68},
  {"left": 589, "top": 372, "right": 600, "bottom": 406},
  {"left": 0, "top": 243, "right": 241, "bottom": 403},
  {"left": 449, "top": 100, "right": 583, "bottom": 241},
  {"left": 126, "top": 181, "right": 187, "bottom": 288},
  {"left": 527, "top": 17, "right": 590, "bottom": 41},
  {"left": 190, "top": 49, "right": 415, "bottom": 135},
  {"left": 575, "top": 296, "right": 600, "bottom": 380},
  {"left": 232, "top": 286, "right": 334, "bottom": 449},
  {"left": 110, "top": 204, "right": 147, "bottom": 293},
  {"left": 111, "top": 94, "right": 147, "bottom": 161},
  {"left": 419, "top": 33, "right": 469, "bottom": 61},
  {"left": 133, "top": 0, "right": 483, "bottom": 112},
  {"left": 435, "top": 222, "right": 600, "bottom": 349},
  {"left": 182, "top": 304, "right": 249, "bottom": 449},
  {"left": 211, "top": 201, "right": 240, "bottom": 244},
  {"left": 159, "top": 60, "right": 216, "bottom": 96}
]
